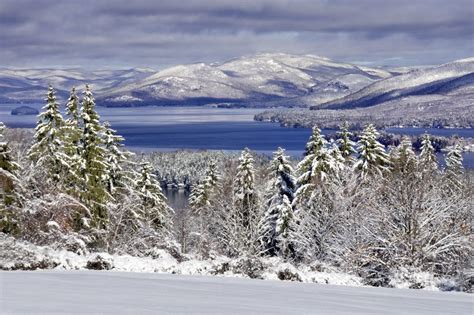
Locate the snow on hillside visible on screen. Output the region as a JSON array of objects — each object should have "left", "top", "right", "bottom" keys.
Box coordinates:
[
  {"left": 97, "top": 53, "right": 391, "bottom": 107},
  {"left": 316, "top": 58, "right": 474, "bottom": 110},
  {"left": 1, "top": 271, "right": 471, "bottom": 314}
]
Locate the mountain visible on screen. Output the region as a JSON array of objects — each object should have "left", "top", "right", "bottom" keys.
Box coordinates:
[
  {"left": 1, "top": 54, "right": 472, "bottom": 112},
  {"left": 313, "top": 58, "right": 474, "bottom": 110},
  {"left": 97, "top": 53, "right": 392, "bottom": 107},
  {"left": 0, "top": 68, "right": 155, "bottom": 104}
]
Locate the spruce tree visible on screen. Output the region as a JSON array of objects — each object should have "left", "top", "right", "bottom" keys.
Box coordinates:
[
  {"left": 80, "top": 85, "right": 110, "bottom": 229},
  {"left": 103, "top": 121, "right": 133, "bottom": 195},
  {"left": 28, "top": 86, "right": 67, "bottom": 181},
  {"left": 189, "top": 162, "right": 219, "bottom": 214},
  {"left": 0, "top": 123, "right": 20, "bottom": 234},
  {"left": 444, "top": 144, "right": 464, "bottom": 192},
  {"left": 354, "top": 124, "right": 390, "bottom": 179},
  {"left": 62, "top": 87, "right": 83, "bottom": 192},
  {"left": 418, "top": 134, "right": 438, "bottom": 173},
  {"left": 234, "top": 148, "right": 257, "bottom": 228},
  {"left": 294, "top": 127, "right": 327, "bottom": 204},
  {"left": 135, "top": 162, "right": 172, "bottom": 232},
  {"left": 391, "top": 136, "right": 417, "bottom": 174},
  {"left": 294, "top": 127, "right": 337, "bottom": 208},
  {"left": 258, "top": 148, "right": 296, "bottom": 257},
  {"left": 188, "top": 161, "right": 219, "bottom": 257},
  {"left": 337, "top": 121, "right": 356, "bottom": 162}
]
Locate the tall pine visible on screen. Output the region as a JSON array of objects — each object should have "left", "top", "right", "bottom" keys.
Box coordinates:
[
  {"left": 28, "top": 86, "right": 67, "bottom": 182},
  {"left": 80, "top": 85, "right": 110, "bottom": 229},
  {"left": 258, "top": 148, "right": 296, "bottom": 257},
  {"left": 0, "top": 122, "right": 21, "bottom": 234},
  {"left": 354, "top": 124, "right": 390, "bottom": 179}
]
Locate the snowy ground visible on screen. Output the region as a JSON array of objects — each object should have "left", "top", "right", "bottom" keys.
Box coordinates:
[{"left": 0, "top": 271, "right": 472, "bottom": 315}]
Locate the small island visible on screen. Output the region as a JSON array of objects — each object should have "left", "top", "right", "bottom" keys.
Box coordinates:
[{"left": 11, "top": 106, "right": 39, "bottom": 116}]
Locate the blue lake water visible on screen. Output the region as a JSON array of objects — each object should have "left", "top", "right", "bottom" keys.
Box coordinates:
[{"left": 1, "top": 105, "right": 473, "bottom": 168}]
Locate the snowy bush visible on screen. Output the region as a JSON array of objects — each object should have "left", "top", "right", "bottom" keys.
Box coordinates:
[{"left": 86, "top": 253, "right": 114, "bottom": 270}]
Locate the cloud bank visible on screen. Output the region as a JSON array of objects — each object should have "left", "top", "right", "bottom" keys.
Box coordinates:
[{"left": 0, "top": 0, "right": 472, "bottom": 69}]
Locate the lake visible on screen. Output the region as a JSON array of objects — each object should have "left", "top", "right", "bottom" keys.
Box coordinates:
[{"left": 1, "top": 105, "right": 473, "bottom": 168}]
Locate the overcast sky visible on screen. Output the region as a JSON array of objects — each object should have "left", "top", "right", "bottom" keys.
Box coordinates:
[{"left": 1, "top": 0, "right": 473, "bottom": 69}]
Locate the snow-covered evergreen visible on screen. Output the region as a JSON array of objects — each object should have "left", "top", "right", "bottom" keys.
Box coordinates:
[
  {"left": 337, "top": 121, "right": 356, "bottom": 162},
  {"left": 353, "top": 124, "right": 390, "bottom": 178},
  {"left": 233, "top": 148, "right": 257, "bottom": 227},
  {"left": 391, "top": 136, "right": 417, "bottom": 174},
  {"left": 80, "top": 85, "right": 110, "bottom": 229},
  {"left": 418, "top": 134, "right": 438, "bottom": 173},
  {"left": 135, "top": 162, "right": 172, "bottom": 233},
  {"left": 28, "top": 86, "right": 67, "bottom": 182},
  {"left": 258, "top": 148, "right": 296, "bottom": 257},
  {"left": 103, "top": 121, "right": 133, "bottom": 195},
  {"left": 0, "top": 122, "right": 21, "bottom": 234},
  {"left": 444, "top": 144, "right": 464, "bottom": 193}
]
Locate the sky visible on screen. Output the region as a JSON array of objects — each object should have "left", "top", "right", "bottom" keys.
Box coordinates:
[{"left": 0, "top": 0, "right": 473, "bottom": 69}]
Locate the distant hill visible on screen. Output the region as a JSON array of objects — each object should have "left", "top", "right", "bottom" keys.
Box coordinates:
[
  {"left": 313, "top": 58, "right": 474, "bottom": 110},
  {"left": 0, "top": 54, "right": 391, "bottom": 107},
  {"left": 98, "top": 53, "right": 392, "bottom": 107}
]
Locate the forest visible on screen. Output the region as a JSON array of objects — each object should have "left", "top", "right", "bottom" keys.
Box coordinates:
[{"left": 0, "top": 86, "right": 472, "bottom": 291}]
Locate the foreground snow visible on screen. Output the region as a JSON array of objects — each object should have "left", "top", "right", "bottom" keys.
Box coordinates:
[{"left": 0, "top": 271, "right": 471, "bottom": 314}]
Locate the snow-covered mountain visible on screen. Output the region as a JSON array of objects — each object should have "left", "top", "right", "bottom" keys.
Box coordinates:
[
  {"left": 97, "top": 53, "right": 392, "bottom": 107},
  {"left": 0, "top": 68, "right": 155, "bottom": 104},
  {"left": 314, "top": 58, "right": 474, "bottom": 110},
  {"left": 2, "top": 54, "right": 472, "bottom": 110}
]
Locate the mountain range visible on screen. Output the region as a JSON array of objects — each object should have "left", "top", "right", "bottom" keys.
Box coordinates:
[{"left": 0, "top": 54, "right": 472, "bottom": 118}]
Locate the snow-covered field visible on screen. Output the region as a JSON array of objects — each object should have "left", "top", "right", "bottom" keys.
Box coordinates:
[{"left": 0, "top": 271, "right": 471, "bottom": 314}]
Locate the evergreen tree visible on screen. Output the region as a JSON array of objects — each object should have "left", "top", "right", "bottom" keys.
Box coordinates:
[
  {"left": 294, "top": 127, "right": 337, "bottom": 209},
  {"left": 80, "top": 85, "right": 110, "bottom": 229},
  {"left": 275, "top": 194, "right": 296, "bottom": 259},
  {"left": 0, "top": 122, "right": 20, "bottom": 234},
  {"left": 337, "top": 121, "right": 356, "bottom": 162},
  {"left": 28, "top": 86, "right": 67, "bottom": 181},
  {"left": 188, "top": 161, "right": 219, "bottom": 257},
  {"left": 62, "top": 87, "right": 83, "bottom": 192},
  {"left": 234, "top": 148, "right": 257, "bottom": 228},
  {"left": 189, "top": 162, "right": 219, "bottom": 214},
  {"left": 103, "top": 121, "right": 133, "bottom": 195},
  {"left": 444, "top": 144, "right": 464, "bottom": 192},
  {"left": 418, "top": 134, "right": 438, "bottom": 173},
  {"left": 65, "top": 87, "right": 80, "bottom": 126},
  {"left": 354, "top": 124, "right": 390, "bottom": 179},
  {"left": 258, "top": 148, "right": 296, "bottom": 257},
  {"left": 391, "top": 136, "right": 417, "bottom": 174},
  {"left": 135, "top": 162, "right": 172, "bottom": 232},
  {"left": 294, "top": 127, "right": 327, "bottom": 205}
]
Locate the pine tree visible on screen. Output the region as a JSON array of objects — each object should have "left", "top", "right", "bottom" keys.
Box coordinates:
[
  {"left": 294, "top": 127, "right": 327, "bottom": 205},
  {"left": 337, "top": 121, "right": 356, "bottom": 162},
  {"left": 28, "top": 86, "right": 67, "bottom": 181},
  {"left": 188, "top": 161, "right": 219, "bottom": 257},
  {"left": 80, "top": 85, "right": 110, "bottom": 229},
  {"left": 62, "top": 87, "right": 83, "bottom": 192},
  {"left": 391, "top": 136, "right": 417, "bottom": 174},
  {"left": 275, "top": 194, "right": 296, "bottom": 259},
  {"left": 444, "top": 144, "right": 464, "bottom": 193},
  {"left": 65, "top": 87, "right": 80, "bottom": 126},
  {"left": 234, "top": 148, "right": 257, "bottom": 228},
  {"left": 189, "top": 161, "right": 219, "bottom": 214},
  {"left": 135, "top": 162, "right": 172, "bottom": 232},
  {"left": 418, "top": 134, "right": 437, "bottom": 173},
  {"left": 0, "top": 123, "right": 20, "bottom": 234},
  {"left": 258, "top": 148, "right": 296, "bottom": 257},
  {"left": 294, "top": 127, "right": 337, "bottom": 208},
  {"left": 103, "top": 121, "right": 133, "bottom": 195},
  {"left": 354, "top": 124, "right": 390, "bottom": 179}
]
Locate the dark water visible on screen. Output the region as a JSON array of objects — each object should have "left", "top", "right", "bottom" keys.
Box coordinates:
[{"left": 1, "top": 105, "right": 473, "bottom": 168}]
